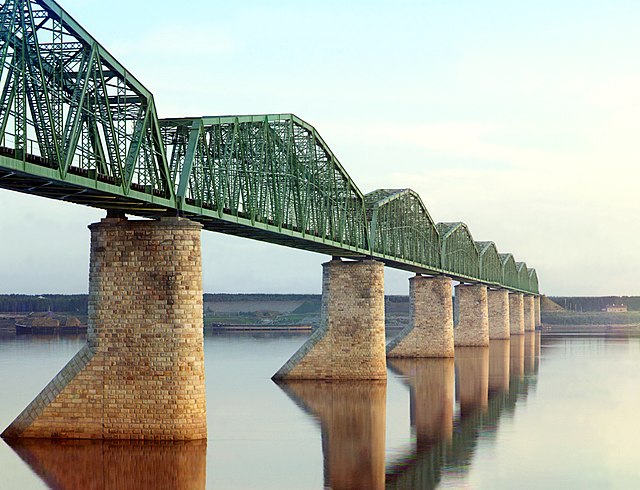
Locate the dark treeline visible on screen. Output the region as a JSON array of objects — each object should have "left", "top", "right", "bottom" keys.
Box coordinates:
[
  {"left": 0, "top": 294, "right": 88, "bottom": 313},
  {"left": 550, "top": 296, "right": 640, "bottom": 312},
  {"left": 0, "top": 293, "right": 411, "bottom": 313}
]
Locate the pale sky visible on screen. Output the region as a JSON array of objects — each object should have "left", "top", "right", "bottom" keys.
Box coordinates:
[{"left": 1, "top": 0, "right": 639, "bottom": 296}]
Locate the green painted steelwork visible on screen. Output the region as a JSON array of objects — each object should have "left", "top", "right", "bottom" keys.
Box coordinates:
[
  {"left": 437, "top": 222, "right": 480, "bottom": 280},
  {"left": 499, "top": 254, "right": 519, "bottom": 290},
  {"left": 529, "top": 269, "right": 539, "bottom": 293},
  {"left": 0, "top": 0, "right": 540, "bottom": 294},
  {"left": 476, "top": 241, "right": 502, "bottom": 285},
  {"left": 365, "top": 189, "right": 440, "bottom": 270},
  {"left": 515, "top": 262, "right": 530, "bottom": 293},
  {"left": 528, "top": 268, "right": 539, "bottom": 293},
  {"left": 159, "top": 115, "right": 368, "bottom": 256}
]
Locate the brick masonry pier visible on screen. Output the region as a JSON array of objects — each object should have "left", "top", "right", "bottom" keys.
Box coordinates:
[
  {"left": 387, "top": 275, "right": 454, "bottom": 358},
  {"left": 487, "top": 289, "right": 510, "bottom": 340},
  {"left": 454, "top": 284, "right": 489, "bottom": 347},
  {"left": 534, "top": 295, "right": 542, "bottom": 327},
  {"left": 508, "top": 292, "right": 525, "bottom": 335},
  {"left": 2, "top": 216, "right": 207, "bottom": 440},
  {"left": 272, "top": 259, "right": 386, "bottom": 380},
  {"left": 523, "top": 295, "right": 536, "bottom": 332}
]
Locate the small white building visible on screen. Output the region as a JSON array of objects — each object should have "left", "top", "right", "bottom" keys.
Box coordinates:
[{"left": 602, "top": 304, "right": 627, "bottom": 312}]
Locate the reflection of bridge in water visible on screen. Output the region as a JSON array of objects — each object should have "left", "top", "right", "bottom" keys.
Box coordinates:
[
  {"left": 7, "top": 439, "right": 207, "bottom": 490},
  {"left": 386, "top": 333, "right": 540, "bottom": 489},
  {"left": 275, "top": 333, "right": 540, "bottom": 489}
]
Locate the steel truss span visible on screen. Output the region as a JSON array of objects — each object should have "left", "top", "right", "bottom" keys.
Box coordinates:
[{"left": 0, "top": 0, "right": 539, "bottom": 294}]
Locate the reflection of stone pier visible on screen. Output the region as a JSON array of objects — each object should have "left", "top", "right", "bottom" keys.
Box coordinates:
[
  {"left": 387, "top": 337, "right": 539, "bottom": 488},
  {"left": 510, "top": 334, "right": 525, "bottom": 380},
  {"left": 388, "top": 358, "right": 454, "bottom": 447},
  {"left": 489, "top": 340, "right": 510, "bottom": 394},
  {"left": 7, "top": 439, "right": 207, "bottom": 489},
  {"left": 524, "top": 331, "right": 536, "bottom": 375},
  {"left": 277, "top": 381, "right": 386, "bottom": 490},
  {"left": 455, "top": 347, "right": 489, "bottom": 417}
]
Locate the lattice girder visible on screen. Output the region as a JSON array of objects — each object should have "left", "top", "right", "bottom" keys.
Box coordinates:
[
  {"left": 437, "top": 222, "right": 480, "bottom": 280},
  {"left": 365, "top": 188, "right": 440, "bottom": 269},
  {"left": 476, "top": 241, "right": 502, "bottom": 285},
  {"left": 515, "top": 262, "right": 529, "bottom": 292},
  {"left": 0, "top": 0, "right": 173, "bottom": 199},
  {"left": 499, "top": 254, "right": 518, "bottom": 289},
  {"left": 160, "top": 114, "right": 369, "bottom": 252},
  {"left": 528, "top": 268, "right": 539, "bottom": 293}
]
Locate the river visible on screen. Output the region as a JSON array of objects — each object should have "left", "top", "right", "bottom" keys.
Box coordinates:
[{"left": 1, "top": 331, "right": 639, "bottom": 489}]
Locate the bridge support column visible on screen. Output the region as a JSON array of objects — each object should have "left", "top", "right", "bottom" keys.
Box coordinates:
[
  {"left": 508, "top": 293, "right": 525, "bottom": 335},
  {"left": 487, "top": 289, "right": 510, "bottom": 340},
  {"left": 387, "top": 275, "right": 454, "bottom": 358},
  {"left": 273, "top": 259, "right": 386, "bottom": 380},
  {"left": 454, "top": 284, "right": 489, "bottom": 347},
  {"left": 534, "top": 295, "right": 542, "bottom": 327},
  {"left": 2, "top": 216, "right": 207, "bottom": 440},
  {"left": 523, "top": 295, "right": 536, "bottom": 332}
]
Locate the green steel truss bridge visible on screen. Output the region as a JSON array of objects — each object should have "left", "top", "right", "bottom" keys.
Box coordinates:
[{"left": 0, "top": 0, "right": 538, "bottom": 294}]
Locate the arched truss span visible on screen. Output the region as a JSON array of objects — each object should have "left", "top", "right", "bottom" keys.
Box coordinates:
[
  {"left": 499, "top": 253, "right": 519, "bottom": 290},
  {"left": 159, "top": 115, "right": 369, "bottom": 254},
  {"left": 365, "top": 188, "right": 440, "bottom": 270},
  {"left": 437, "top": 222, "right": 479, "bottom": 280},
  {"left": 516, "top": 262, "right": 530, "bottom": 292},
  {"left": 476, "top": 241, "right": 502, "bottom": 285},
  {"left": 528, "top": 268, "right": 539, "bottom": 293}
]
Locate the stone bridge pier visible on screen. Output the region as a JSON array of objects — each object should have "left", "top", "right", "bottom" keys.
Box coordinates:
[
  {"left": 454, "top": 284, "right": 489, "bottom": 347},
  {"left": 487, "top": 288, "right": 510, "bottom": 340},
  {"left": 2, "top": 215, "right": 207, "bottom": 440},
  {"left": 509, "top": 292, "right": 525, "bottom": 335},
  {"left": 387, "top": 275, "right": 454, "bottom": 358},
  {"left": 523, "top": 295, "right": 536, "bottom": 332},
  {"left": 273, "top": 258, "right": 387, "bottom": 380}
]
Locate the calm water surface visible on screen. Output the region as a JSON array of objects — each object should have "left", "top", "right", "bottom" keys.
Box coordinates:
[{"left": 1, "top": 332, "right": 640, "bottom": 489}]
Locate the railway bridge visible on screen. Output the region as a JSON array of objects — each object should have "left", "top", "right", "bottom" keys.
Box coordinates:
[{"left": 1, "top": 0, "right": 540, "bottom": 440}]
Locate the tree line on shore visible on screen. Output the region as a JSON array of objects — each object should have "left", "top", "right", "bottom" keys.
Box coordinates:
[
  {"left": 549, "top": 296, "right": 640, "bottom": 312},
  {"left": 3, "top": 293, "right": 635, "bottom": 314}
]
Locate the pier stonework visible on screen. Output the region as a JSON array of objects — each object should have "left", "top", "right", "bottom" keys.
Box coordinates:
[
  {"left": 534, "top": 295, "right": 542, "bottom": 327},
  {"left": 508, "top": 292, "right": 525, "bottom": 335},
  {"left": 454, "top": 284, "right": 489, "bottom": 347},
  {"left": 2, "top": 216, "right": 207, "bottom": 441},
  {"left": 487, "top": 289, "right": 510, "bottom": 340},
  {"left": 387, "top": 275, "right": 454, "bottom": 358},
  {"left": 273, "top": 259, "right": 386, "bottom": 380},
  {"left": 523, "top": 295, "right": 536, "bottom": 332}
]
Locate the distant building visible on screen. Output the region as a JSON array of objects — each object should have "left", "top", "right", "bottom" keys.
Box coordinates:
[{"left": 602, "top": 304, "right": 627, "bottom": 312}]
